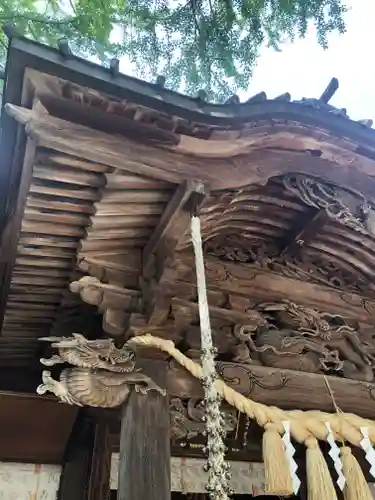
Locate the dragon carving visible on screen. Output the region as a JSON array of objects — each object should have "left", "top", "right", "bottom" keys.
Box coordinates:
[
  {"left": 282, "top": 173, "right": 369, "bottom": 233},
  {"left": 232, "top": 301, "right": 375, "bottom": 382},
  {"left": 37, "top": 334, "right": 166, "bottom": 407}
]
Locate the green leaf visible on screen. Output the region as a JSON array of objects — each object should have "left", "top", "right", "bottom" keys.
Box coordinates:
[{"left": 0, "top": 0, "right": 349, "bottom": 102}]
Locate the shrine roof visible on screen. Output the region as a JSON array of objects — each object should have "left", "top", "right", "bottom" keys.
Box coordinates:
[
  {"left": 1, "top": 30, "right": 375, "bottom": 377},
  {"left": 1, "top": 29, "right": 374, "bottom": 131}
]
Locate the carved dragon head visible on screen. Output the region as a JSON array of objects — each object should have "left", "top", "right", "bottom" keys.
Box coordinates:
[
  {"left": 39, "top": 333, "right": 137, "bottom": 373},
  {"left": 259, "top": 300, "right": 331, "bottom": 336}
]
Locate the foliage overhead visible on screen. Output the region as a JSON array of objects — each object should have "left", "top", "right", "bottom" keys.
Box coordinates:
[{"left": 0, "top": 0, "right": 348, "bottom": 102}]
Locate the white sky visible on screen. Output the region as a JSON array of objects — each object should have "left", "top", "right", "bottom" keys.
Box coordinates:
[
  {"left": 118, "top": 0, "right": 374, "bottom": 121},
  {"left": 238, "top": 0, "right": 375, "bottom": 121}
]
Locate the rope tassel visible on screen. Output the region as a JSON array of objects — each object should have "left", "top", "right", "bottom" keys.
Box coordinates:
[
  {"left": 341, "top": 446, "right": 373, "bottom": 500},
  {"left": 263, "top": 422, "right": 293, "bottom": 496},
  {"left": 306, "top": 437, "right": 337, "bottom": 500}
]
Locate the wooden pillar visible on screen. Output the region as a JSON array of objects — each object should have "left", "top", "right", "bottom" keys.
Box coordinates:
[
  {"left": 117, "top": 361, "right": 170, "bottom": 500},
  {"left": 58, "top": 415, "right": 113, "bottom": 500},
  {"left": 57, "top": 415, "right": 94, "bottom": 500},
  {"left": 88, "top": 422, "right": 112, "bottom": 500}
]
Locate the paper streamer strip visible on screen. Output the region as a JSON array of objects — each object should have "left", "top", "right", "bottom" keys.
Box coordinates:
[
  {"left": 360, "top": 427, "right": 375, "bottom": 480},
  {"left": 325, "top": 422, "right": 345, "bottom": 490},
  {"left": 282, "top": 420, "right": 300, "bottom": 494}
]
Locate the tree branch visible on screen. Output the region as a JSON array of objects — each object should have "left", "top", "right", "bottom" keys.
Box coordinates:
[{"left": 0, "top": 13, "right": 81, "bottom": 26}]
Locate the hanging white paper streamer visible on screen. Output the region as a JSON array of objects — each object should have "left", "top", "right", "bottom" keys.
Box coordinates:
[
  {"left": 360, "top": 427, "right": 375, "bottom": 479},
  {"left": 281, "top": 421, "right": 300, "bottom": 494},
  {"left": 325, "top": 422, "right": 345, "bottom": 490}
]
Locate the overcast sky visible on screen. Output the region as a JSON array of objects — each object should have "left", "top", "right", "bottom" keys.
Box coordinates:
[
  {"left": 238, "top": 0, "right": 374, "bottom": 122},
  {"left": 118, "top": 1, "right": 373, "bottom": 121}
]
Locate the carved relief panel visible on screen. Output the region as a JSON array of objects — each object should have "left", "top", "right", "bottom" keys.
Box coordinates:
[{"left": 173, "top": 298, "right": 375, "bottom": 384}]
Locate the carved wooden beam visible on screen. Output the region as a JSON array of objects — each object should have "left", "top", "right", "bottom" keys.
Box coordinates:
[
  {"left": 163, "top": 254, "right": 375, "bottom": 324},
  {"left": 4, "top": 103, "right": 199, "bottom": 185},
  {"left": 69, "top": 276, "right": 141, "bottom": 337},
  {"left": 166, "top": 362, "right": 375, "bottom": 419},
  {"left": 7, "top": 104, "right": 375, "bottom": 199}
]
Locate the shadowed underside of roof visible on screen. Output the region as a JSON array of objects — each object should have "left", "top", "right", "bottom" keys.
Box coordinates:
[{"left": 1, "top": 34, "right": 375, "bottom": 369}]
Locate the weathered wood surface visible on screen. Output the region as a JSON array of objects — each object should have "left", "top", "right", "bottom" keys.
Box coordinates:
[
  {"left": 166, "top": 362, "right": 375, "bottom": 419},
  {"left": 6, "top": 103, "right": 375, "bottom": 197},
  {"left": 58, "top": 416, "right": 94, "bottom": 500},
  {"left": 88, "top": 422, "right": 112, "bottom": 500},
  {"left": 118, "top": 361, "right": 170, "bottom": 500},
  {"left": 163, "top": 255, "right": 375, "bottom": 324},
  {"left": 0, "top": 392, "right": 78, "bottom": 463},
  {"left": 143, "top": 180, "right": 206, "bottom": 273},
  {"left": 0, "top": 139, "right": 37, "bottom": 331}
]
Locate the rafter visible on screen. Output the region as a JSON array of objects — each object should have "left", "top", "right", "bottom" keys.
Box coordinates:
[
  {"left": 278, "top": 209, "right": 328, "bottom": 256},
  {"left": 143, "top": 180, "right": 207, "bottom": 276}
]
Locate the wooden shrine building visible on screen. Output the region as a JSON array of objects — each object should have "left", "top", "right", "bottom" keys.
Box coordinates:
[{"left": 2, "top": 27, "right": 375, "bottom": 500}]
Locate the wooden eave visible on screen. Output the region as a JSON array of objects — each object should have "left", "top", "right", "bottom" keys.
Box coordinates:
[{"left": 2, "top": 35, "right": 375, "bottom": 380}]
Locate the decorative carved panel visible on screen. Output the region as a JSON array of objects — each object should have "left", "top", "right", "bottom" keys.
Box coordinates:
[
  {"left": 173, "top": 298, "right": 375, "bottom": 384},
  {"left": 205, "top": 242, "right": 375, "bottom": 298}
]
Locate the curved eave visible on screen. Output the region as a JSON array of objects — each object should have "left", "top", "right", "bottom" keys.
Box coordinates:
[{"left": 2, "top": 35, "right": 375, "bottom": 150}]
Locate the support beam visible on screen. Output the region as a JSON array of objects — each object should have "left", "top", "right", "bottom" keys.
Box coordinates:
[
  {"left": 141, "top": 180, "right": 207, "bottom": 327},
  {"left": 6, "top": 360, "right": 375, "bottom": 420},
  {"left": 118, "top": 360, "right": 170, "bottom": 500},
  {"left": 143, "top": 179, "right": 206, "bottom": 275},
  {"left": 166, "top": 362, "right": 375, "bottom": 419},
  {"left": 162, "top": 254, "right": 375, "bottom": 324},
  {"left": 4, "top": 103, "right": 191, "bottom": 184},
  {"left": 278, "top": 209, "right": 328, "bottom": 256},
  {"left": 8, "top": 103, "right": 375, "bottom": 199}
]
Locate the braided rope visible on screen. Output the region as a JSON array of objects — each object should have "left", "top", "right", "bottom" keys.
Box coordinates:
[{"left": 128, "top": 334, "right": 375, "bottom": 447}]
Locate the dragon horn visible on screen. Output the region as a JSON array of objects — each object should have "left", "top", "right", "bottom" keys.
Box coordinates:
[
  {"left": 50, "top": 340, "right": 80, "bottom": 348},
  {"left": 38, "top": 337, "right": 63, "bottom": 342}
]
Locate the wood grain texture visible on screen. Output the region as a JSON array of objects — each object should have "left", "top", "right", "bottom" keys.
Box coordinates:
[
  {"left": 88, "top": 422, "right": 112, "bottom": 500},
  {"left": 166, "top": 362, "right": 375, "bottom": 418},
  {"left": 118, "top": 361, "right": 170, "bottom": 500},
  {"left": 0, "top": 392, "right": 77, "bottom": 463},
  {"left": 58, "top": 415, "right": 94, "bottom": 500},
  {"left": 7, "top": 103, "right": 375, "bottom": 198},
  {"left": 0, "top": 139, "right": 37, "bottom": 331},
  {"left": 164, "top": 254, "right": 375, "bottom": 324},
  {"left": 143, "top": 180, "right": 206, "bottom": 272}
]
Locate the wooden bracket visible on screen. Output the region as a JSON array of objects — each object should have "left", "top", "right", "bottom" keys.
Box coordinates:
[
  {"left": 142, "top": 179, "right": 207, "bottom": 277},
  {"left": 278, "top": 209, "right": 328, "bottom": 257}
]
